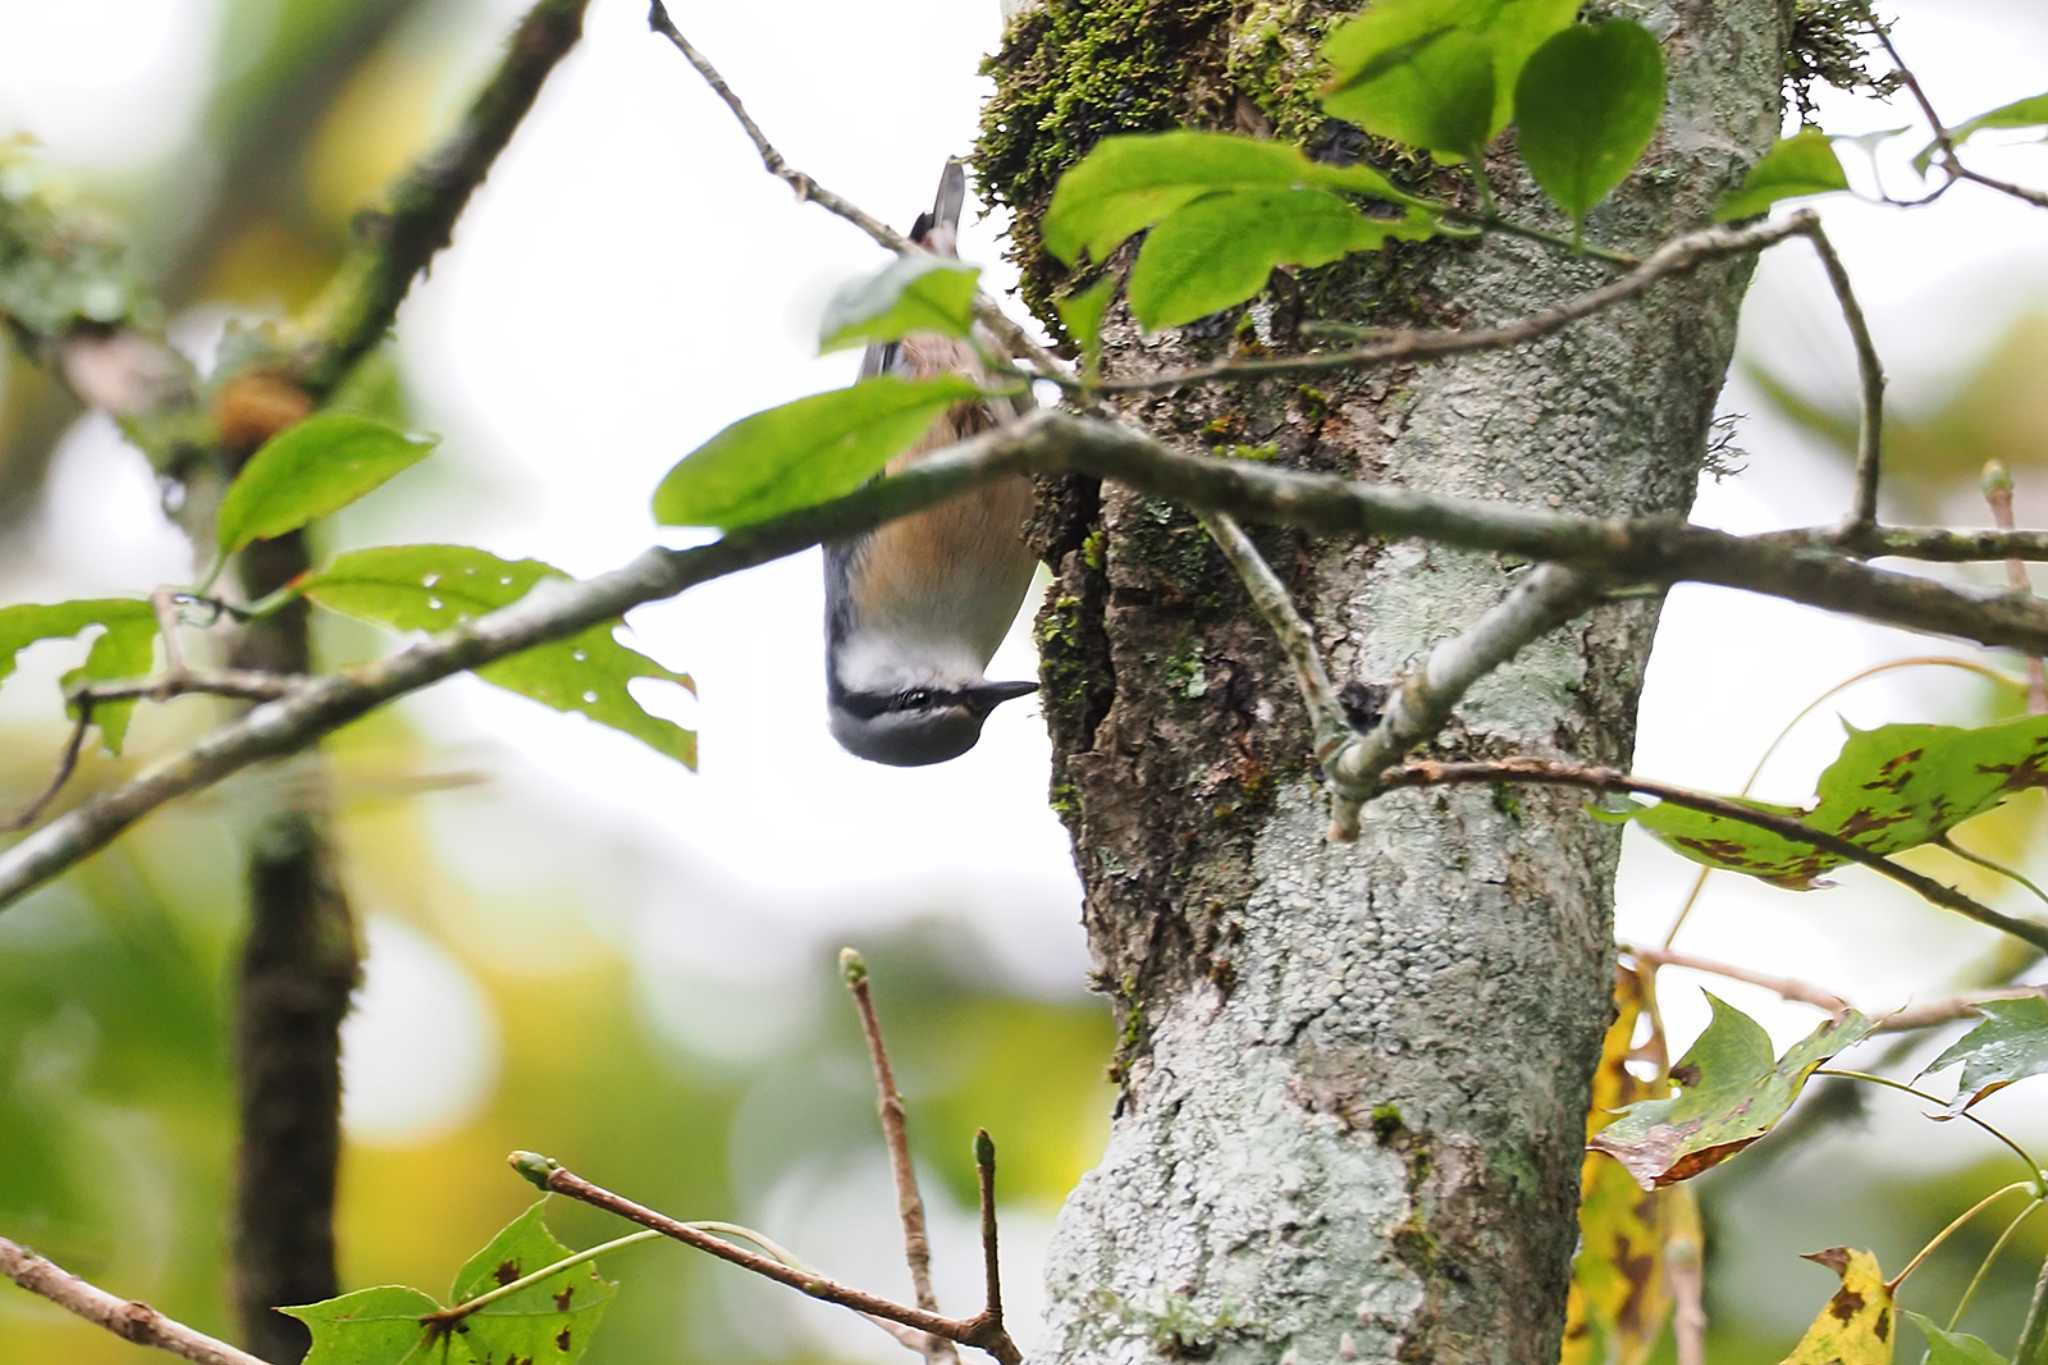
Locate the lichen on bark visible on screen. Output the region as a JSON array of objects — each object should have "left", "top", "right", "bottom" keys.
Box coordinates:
[{"left": 979, "top": 1, "right": 1790, "bottom": 1361}]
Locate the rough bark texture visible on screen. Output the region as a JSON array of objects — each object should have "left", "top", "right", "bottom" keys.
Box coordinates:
[
  {"left": 978, "top": 3, "right": 1790, "bottom": 1362},
  {"left": 227, "top": 529, "right": 360, "bottom": 1364}
]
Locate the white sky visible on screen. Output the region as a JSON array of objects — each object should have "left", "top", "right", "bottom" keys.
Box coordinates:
[{"left": 2, "top": 0, "right": 2047, "bottom": 1352}]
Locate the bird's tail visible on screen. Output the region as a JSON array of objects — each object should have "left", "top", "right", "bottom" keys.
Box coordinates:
[{"left": 911, "top": 159, "right": 968, "bottom": 256}]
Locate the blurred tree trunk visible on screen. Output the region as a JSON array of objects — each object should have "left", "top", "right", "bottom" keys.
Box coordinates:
[{"left": 978, "top": 2, "right": 1789, "bottom": 1360}]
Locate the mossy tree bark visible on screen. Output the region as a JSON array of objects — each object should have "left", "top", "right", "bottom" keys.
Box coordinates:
[{"left": 978, "top": 2, "right": 1790, "bottom": 1361}]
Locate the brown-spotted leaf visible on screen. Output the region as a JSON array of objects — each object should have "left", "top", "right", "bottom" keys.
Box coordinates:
[
  {"left": 1595, "top": 716, "right": 2048, "bottom": 888},
  {"left": 1589, "top": 993, "right": 1874, "bottom": 1188},
  {"left": 1918, "top": 995, "right": 2048, "bottom": 1112},
  {"left": 1562, "top": 968, "right": 1681, "bottom": 1365},
  {"left": 1779, "top": 1247, "right": 1895, "bottom": 1365}
]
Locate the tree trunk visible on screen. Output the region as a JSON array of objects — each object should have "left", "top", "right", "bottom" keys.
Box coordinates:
[{"left": 977, "top": 3, "right": 1789, "bottom": 1361}]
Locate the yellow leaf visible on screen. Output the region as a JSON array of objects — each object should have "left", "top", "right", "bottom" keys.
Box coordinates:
[
  {"left": 1779, "top": 1248, "right": 1896, "bottom": 1365},
  {"left": 1562, "top": 968, "right": 1681, "bottom": 1365}
]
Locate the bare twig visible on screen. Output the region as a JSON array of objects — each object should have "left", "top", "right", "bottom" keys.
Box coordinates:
[
  {"left": 19, "top": 409, "right": 2048, "bottom": 907},
  {"left": 1870, "top": 23, "right": 2048, "bottom": 214},
  {"left": 1379, "top": 756, "right": 2048, "bottom": 953},
  {"left": 77, "top": 670, "right": 310, "bottom": 707},
  {"left": 972, "top": 1131, "right": 1005, "bottom": 1340},
  {"left": 0, "top": 1235, "right": 267, "bottom": 1365},
  {"left": 0, "top": 707, "right": 93, "bottom": 834},
  {"left": 1196, "top": 509, "right": 1348, "bottom": 740},
  {"left": 1325, "top": 564, "right": 1601, "bottom": 835},
  {"left": 840, "top": 949, "right": 957, "bottom": 1365},
  {"left": 1984, "top": 461, "right": 2048, "bottom": 711},
  {"left": 643, "top": 0, "right": 1067, "bottom": 386},
  {"left": 1803, "top": 222, "right": 1886, "bottom": 530},
  {"left": 510, "top": 1154, "right": 1025, "bottom": 1364},
  {"left": 1624, "top": 943, "right": 2045, "bottom": 1031}
]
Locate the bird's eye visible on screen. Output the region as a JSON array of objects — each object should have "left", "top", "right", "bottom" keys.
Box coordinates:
[{"left": 897, "top": 688, "right": 933, "bottom": 710}]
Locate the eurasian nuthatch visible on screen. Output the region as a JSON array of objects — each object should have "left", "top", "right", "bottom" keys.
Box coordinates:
[{"left": 823, "top": 161, "right": 1040, "bottom": 766}]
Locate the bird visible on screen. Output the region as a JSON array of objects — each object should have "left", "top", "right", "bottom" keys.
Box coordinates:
[{"left": 822, "top": 160, "right": 1041, "bottom": 766}]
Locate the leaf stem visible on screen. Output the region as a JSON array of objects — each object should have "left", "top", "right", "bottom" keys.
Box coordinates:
[
  {"left": 1948, "top": 1198, "right": 2045, "bottom": 1331},
  {"left": 429, "top": 1229, "right": 662, "bottom": 1325},
  {"left": 1814, "top": 1068, "right": 2045, "bottom": 1193},
  {"left": 1886, "top": 1181, "right": 2033, "bottom": 1290},
  {"left": 1938, "top": 833, "right": 2048, "bottom": 919}
]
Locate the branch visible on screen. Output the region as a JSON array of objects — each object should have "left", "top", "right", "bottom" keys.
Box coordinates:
[
  {"left": 1804, "top": 221, "right": 1886, "bottom": 529},
  {"left": 643, "top": 0, "right": 1067, "bottom": 387},
  {"left": 1195, "top": 509, "right": 1348, "bottom": 741},
  {"left": 510, "top": 1154, "right": 1024, "bottom": 1364},
  {"left": 1380, "top": 757, "right": 2048, "bottom": 953},
  {"left": 0, "top": 1235, "right": 268, "bottom": 1365},
  {"left": 1625, "top": 944, "right": 2047, "bottom": 1031},
  {"left": 1325, "top": 563, "right": 1600, "bottom": 834},
  {"left": 840, "top": 949, "right": 957, "bottom": 1365},
  {"left": 1983, "top": 462, "right": 2048, "bottom": 711},
  {"left": 19, "top": 410, "right": 2048, "bottom": 906}
]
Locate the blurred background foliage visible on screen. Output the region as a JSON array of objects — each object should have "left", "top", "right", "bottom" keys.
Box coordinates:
[{"left": 1, "top": 0, "right": 2047, "bottom": 1362}]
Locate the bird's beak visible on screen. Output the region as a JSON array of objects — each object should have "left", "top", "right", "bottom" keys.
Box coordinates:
[{"left": 966, "top": 679, "right": 1038, "bottom": 713}]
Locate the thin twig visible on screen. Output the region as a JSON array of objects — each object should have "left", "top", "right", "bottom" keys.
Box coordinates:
[
  {"left": 643, "top": 0, "right": 1067, "bottom": 386},
  {"left": 0, "top": 707, "right": 94, "bottom": 834},
  {"left": 972, "top": 1131, "right": 1005, "bottom": 1340},
  {"left": 841, "top": 949, "right": 957, "bottom": 1365},
  {"left": 1196, "top": 509, "right": 1348, "bottom": 740},
  {"left": 76, "top": 670, "right": 310, "bottom": 707},
  {"left": 1956, "top": 168, "right": 2048, "bottom": 211},
  {"left": 1325, "top": 564, "right": 1601, "bottom": 834},
  {"left": 1377, "top": 756, "right": 2048, "bottom": 953},
  {"left": 1802, "top": 223, "right": 1886, "bottom": 530},
  {"left": 20, "top": 409, "right": 2048, "bottom": 906},
  {"left": 0, "top": 1234, "right": 268, "bottom": 1365},
  {"left": 510, "top": 1154, "right": 1025, "bottom": 1364},
  {"left": 1984, "top": 461, "right": 2048, "bottom": 711},
  {"left": 1813, "top": 1068, "right": 2044, "bottom": 1192},
  {"left": 1623, "top": 944, "right": 2044, "bottom": 1032},
  {"left": 1869, "top": 22, "right": 2048, "bottom": 214}
]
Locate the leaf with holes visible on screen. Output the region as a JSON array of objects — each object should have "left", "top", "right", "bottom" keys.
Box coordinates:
[
  {"left": 819, "top": 255, "right": 981, "bottom": 353},
  {"left": 1595, "top": 715, "right": 2048, "bottom": 889},
  {"left": 1904, "top": 1313, "right": 2009, "bottom": 1365},
  {"left": 1514, "top": 21, "right": 1666, "bottom": 227},
  {"left": 1563, "top": 968, "right": 1682, "bottom": 1365},
  {"left": 1713, "top": 129, "right": 1848, "bottom": 221},
  {"left": 297, "top": 545, "right": 695, "bottom": 767},
  {"left": 1322, "top": 0, "right": 1582, "bottom": 156},
  {"left": 1780, "top": 1249, "right": 1895, "bottom": 1365},
  {"left": 1914, "top": 89, "right": 2048, "bottom": 175},
  {"left": 284, "top": 1201, "right": 617, "bottom": 1365},
  {"left": 1128, "top": 190, "right": 1436, "bottom": 329},
  {"left": 1589, "top": 994, "right": 1873, "bottom": 1188},
  {"left": 1918, "top": 996, "right": 2048, "bottom": 1113},
  {"left": 651, "top": 375, "right": 983, "bottom": 530},
  {"left": 1041, "top": 130, "right": 1426, "bottom": 266},
  {"left": 215, "top": 413, "right": 437, "bottom": 556},
  {"left": 0, "top": 598, "right": 156, "bottom": 756}
]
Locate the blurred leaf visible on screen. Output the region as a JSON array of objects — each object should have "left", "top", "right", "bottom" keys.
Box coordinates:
[
  {"left": 1056, "top": 275, "right": 1118, "bottom": 383},
  {"left": 1595, "top": 716, "right": 2048, "bottom": 888},
  {"left": 1515, "top": 22, "right": 1666, "bottom": 227},
  {"left": 1914, "top": 90, "right": 2048, "bottom": 175},
  {"left": 1904, "top": 1312, "right": 2009, "bottom": 1365},
  {"left": 1779, "top": 1248, "right": 1895, "bottom": 1365},
  {"left": 1590, "top": 994, "right": 1874, "bottom": 1188},
  {"left": 819, "top": 256, "right": 981, "bottom": 354},
  {"left": 650, "top": 375, "right": 981, "bottom": 530},
  {"left": 1322, "top": 0, "right": 1580, "bottom": 155},
  {"left": 299, "top": 546, "right": 696, "bottom": 767},
  {"left": 1714, "top": 129, "right": 1848, "bottom": 221},
  {"left": 446, "top": 1199, "right": 617, "bottom": 1365},
  {"left": 216, "top": 413, "right": 436, "bottom": 556},
  {"left": 0, "top": 599, "right": 155, "bottom": 756},
  {"left": 1129, "top": 190, "right": 1435, "bottom": 328},
  {"left": 1562, "top": 968, "right": 1680, "bottom": 1365},
  {"left": 1918, "top": 997, "right": 2048, "bottom": 1112},
  {"left": 1041, "top": 131, "right": 1424, "bottom": 265}
]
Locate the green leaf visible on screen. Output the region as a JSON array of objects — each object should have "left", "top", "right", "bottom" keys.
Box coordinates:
[
  {"left": 1596, "top": 715, "right": 2048, "bottom": 889},
  {"left": 1514, "top": 21, "right": 1666, "bottom": 226},
  {"left": 447, "top": 1199, "right": 617, "bottom": 1365},
  {"left": 298, "top": 546, "right": 696, "bottom": 768},
  {"left": 284, "top": 1284, "right": 443, "bottom": 1365},
  {"left": 1780, "top": 1249, "right": 1896, "bottom": 1365},
  {"left": 1914, "top": 90, "right": 2048, "bottom": 175},
  {"left": 1918, "top": 996, "right": 2048, "bottom": 1112},
  {"left": 1322, "top": 0, "right": 1581, "bottom": 154},
  {"left": 0, "top": 598, "right": 156, "bottom": 756},
  {"left": 1041, "top": 131, "right": 1426, "bottom": 266},
  {"left": 1055, "top": 276, "right": 1118, "bottom": 383},
  {"left": 1904, "top": 1312, "right": 2009, "bottom": 1365},
  {"left": 1589, "top": 994, "right": 1874, "bottom": 1187},
  {"left": 819, "top": 255, "right": 982, "bottom": 353},
  {"left": 651, "top": 375, "right": 982, "bottom": 530},
  {"left": 1713, "top": 129, "right": 1849, "bottom": 221},
  {"left": 215, "top": 413, "right": 437, "bottom": 556},
  {"left": 1128, "top": 190, "right": 1436, "bottom": 329}
]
